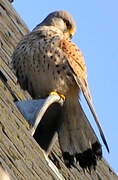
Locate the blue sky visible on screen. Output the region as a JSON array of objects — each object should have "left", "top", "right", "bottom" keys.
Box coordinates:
[{"left": 13, "top": 0, "right": 118, "bottom": 174}]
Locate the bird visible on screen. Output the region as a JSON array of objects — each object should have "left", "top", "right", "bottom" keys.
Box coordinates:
[{"left": 11, "top": 10, "right": 109, "bottom": 170}]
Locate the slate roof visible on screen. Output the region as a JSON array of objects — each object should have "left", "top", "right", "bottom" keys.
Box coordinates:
[{"left": 0, "top": 0, "right": 118, "bottom": 179}]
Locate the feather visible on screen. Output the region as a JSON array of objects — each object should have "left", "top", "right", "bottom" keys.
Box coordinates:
[
  {"left": 60, "top": 37, "right": 109, "bottom": 153},
  {"left": 73, "top": 73, "right": 109, "bottom": 153},
  {"left": 58, "top": 97, "right": 102, "bottom": 169}
]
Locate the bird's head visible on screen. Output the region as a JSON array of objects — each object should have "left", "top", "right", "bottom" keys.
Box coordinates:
[{"left": 39, "top": 10, "right": 76, "bottom": 39}]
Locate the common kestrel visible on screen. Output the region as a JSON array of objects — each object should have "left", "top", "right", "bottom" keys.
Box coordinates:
[{"left": 11, "top": 10, "right": 109, "bottom": 169}]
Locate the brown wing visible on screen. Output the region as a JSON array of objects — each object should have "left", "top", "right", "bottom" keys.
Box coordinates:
[{"left": 60, "top": 38, "right": 109, "bottom": 153}]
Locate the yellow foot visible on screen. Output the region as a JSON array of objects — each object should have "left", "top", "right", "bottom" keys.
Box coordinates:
[{"left": 50, "top": 91, "right": 65, "bottom": 101}]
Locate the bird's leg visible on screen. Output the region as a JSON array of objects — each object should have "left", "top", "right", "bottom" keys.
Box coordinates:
[{"left": 50, "top": 91, "right": 65, "bottom": 101}]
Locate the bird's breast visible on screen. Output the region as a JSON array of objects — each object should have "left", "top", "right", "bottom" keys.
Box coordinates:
[{"left": 12, "top": 29, "right": 79, "bottom": 98}]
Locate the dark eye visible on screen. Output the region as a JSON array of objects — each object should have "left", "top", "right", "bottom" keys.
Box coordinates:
[
  {"left": 65, "top": 20, "right": 71, "bottom": 29},
  {"left": 66, "top": 20, "right": 70, "bottom": 26}
]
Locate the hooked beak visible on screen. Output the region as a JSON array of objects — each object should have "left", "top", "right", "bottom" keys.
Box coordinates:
[{"left": 63, "top": 28, "right": 75, "bottom": 39}]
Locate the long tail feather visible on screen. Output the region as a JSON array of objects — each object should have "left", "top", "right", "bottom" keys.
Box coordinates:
[
  {"left": 58, "top": 98, "right": 102, "bottom": 169},
  {"left": 73, "top": 74, "right": 109, "bottom": 153}
]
